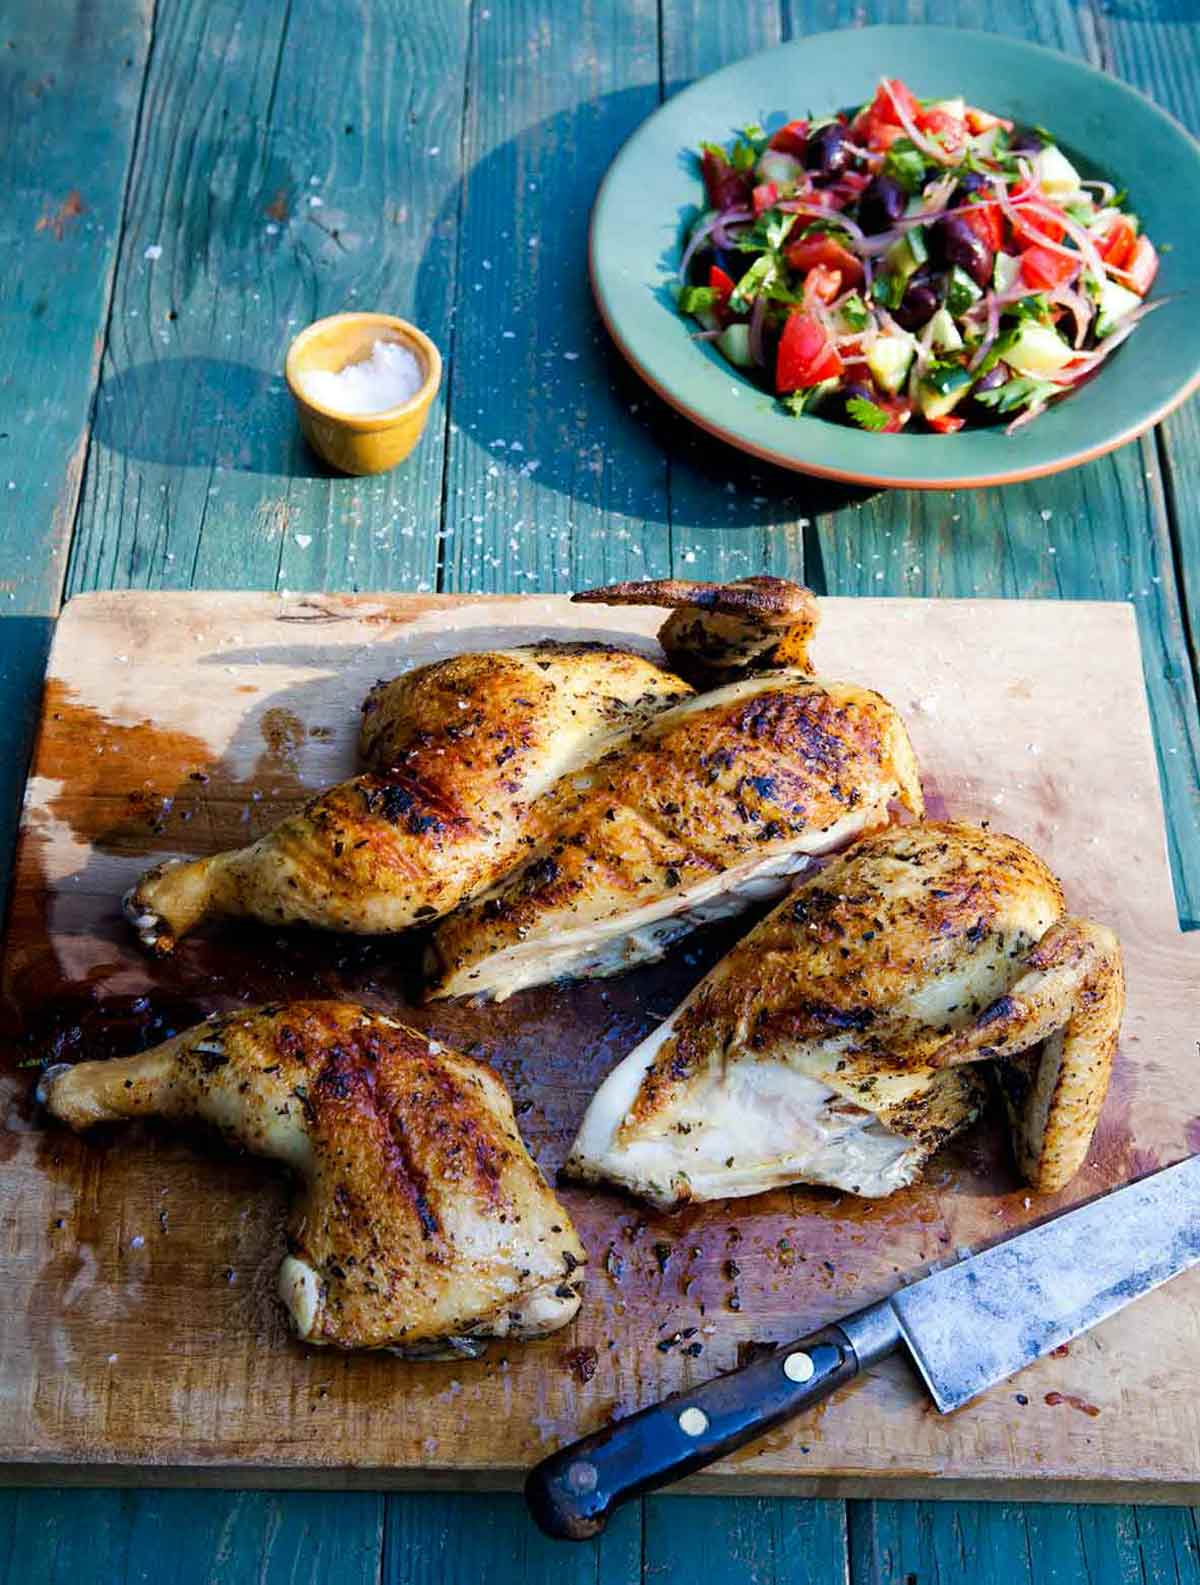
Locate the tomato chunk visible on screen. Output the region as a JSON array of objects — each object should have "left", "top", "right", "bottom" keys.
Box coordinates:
[
  {"left": 1125, "top": 235, "right": 1159, "bottom": 295},
  {"left": 916, "top": 107, "right": 967, "bottom": 157},
  {"left": 801, "top": 263, "right": 843, "bottom": 308},
  {"left": 878, "top": 396, "right": 913, "bottom": 433},
  {"left": 775, "top": 312, "right": 843, "bottom": 392},
  {"left": 926, "top": 413, "right": 966, "bottom": 434},
  {"left": 960, "top": 202, "right": 1004, "bottom": 254},
  {"left": 1011, "top": 203, "right": 1065, "bottom": 251},
  {"left": 964, "top": 106, "right": 1012, "bottom": 134},
  {"left": 708, "top": 265, "right": 736, "bottom": 304},
  {"left": 1099, "top": 214, "right": 1138, "bottom": 271},
  {"left": 768, "top": 119, "right": 808, "bottom": 158},
  {"left": 752, "top": 181, "right": 779, "bottom": 216},
  {"left": 785, "top": 232, "right": 864, "bottom": 287},
  {"left": 871, "top": 78, "right": 921, "bottom": 127},
  {"left": 1019, "top": 244, "right": 1079, "bottom": 290}
]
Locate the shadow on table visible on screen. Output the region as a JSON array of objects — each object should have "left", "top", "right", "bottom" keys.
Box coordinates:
[
  {"left": 415, "top": 87, "right": 875, "bottom": 534},
  {"left": 91, "top": 355, "right": 330, "bottom": 477}
]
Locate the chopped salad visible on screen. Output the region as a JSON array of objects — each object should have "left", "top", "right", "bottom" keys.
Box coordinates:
[{"left": 678, "top": 79, "right": 1161, "bottom": 434}]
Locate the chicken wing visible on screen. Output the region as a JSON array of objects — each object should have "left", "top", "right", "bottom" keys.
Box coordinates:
[
  {"left": 38, "top": 1001, "right": 586, "bottom": 1353},
  {"left": 566, "top": 822, "right": 1123, "bottom": 1207}
]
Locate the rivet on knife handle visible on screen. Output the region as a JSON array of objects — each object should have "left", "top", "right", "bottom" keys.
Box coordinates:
[{"left": 524, "top": 1322, "right": 862, "bottom": 1540}]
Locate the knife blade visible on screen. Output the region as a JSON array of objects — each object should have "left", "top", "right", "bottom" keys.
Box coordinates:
[{"left": 526, "top": 1154, "right": 1200, "bottom": 1540}]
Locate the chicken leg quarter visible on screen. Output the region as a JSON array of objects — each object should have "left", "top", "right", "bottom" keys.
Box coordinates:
[
  {"left": 39, "top": 1002, "right": 586, "bottom": 1353},
  {"left": 567, "top": 822, "right": 1123, "bottom": 1207}
]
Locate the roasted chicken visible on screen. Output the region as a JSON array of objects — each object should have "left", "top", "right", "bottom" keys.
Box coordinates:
[
  {"left": 567, "top": 822, "right": 1123, "bottom": 1207},
  {"left": 125, "top": 642, "right": 690, "bottom": 953},
  {"left": 124, "top": 578, "right": 922, "bottom": 1002},
  {"left": 38, "top": 1001, "right": 586, "bottom": 1353},
  {"left": 428, "top": 579, "right": 922, "bottom": 998}
]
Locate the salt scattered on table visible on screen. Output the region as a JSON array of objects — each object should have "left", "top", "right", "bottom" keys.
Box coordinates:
[{"left": 299, "top": 339, "right": 424, "bottom": 415}]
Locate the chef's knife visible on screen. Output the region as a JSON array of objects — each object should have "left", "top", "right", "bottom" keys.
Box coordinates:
[{"left": 526, "top": 1154, "right": 1200, "bottom": 1540}]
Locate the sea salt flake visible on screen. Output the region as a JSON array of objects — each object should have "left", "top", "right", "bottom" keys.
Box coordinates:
[
  {"left": 297, "top": 339, "right": 423, "bottom": 415},
  {"left": 143, "top": 243, "right": 162, "bottom": 261}
]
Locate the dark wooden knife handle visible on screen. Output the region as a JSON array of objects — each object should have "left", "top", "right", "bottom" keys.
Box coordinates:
[{"left": 525, "top": 1325, "right": 858, "bottom": 1540}]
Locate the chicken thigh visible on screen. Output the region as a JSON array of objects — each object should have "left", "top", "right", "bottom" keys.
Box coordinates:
[
  {"left": 38, "top": 1001, "right": 586, "bottom": 1353},
  {"left": 567, "top": 822, "right": 1123, "bottom": 1207}
]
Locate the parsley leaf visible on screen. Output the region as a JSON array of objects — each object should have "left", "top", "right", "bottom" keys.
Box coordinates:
[
  {"left": 678, "top": 285, "right": 719, "bottom": 314},
  {"left": 972, "top": 374, "right": 1062, "bottom": 414},
  {"left": 839, "top": 294, "right": 870, "bottom": 331},
  {"left": 1007, "top": 294, "right": 1052, "bottom": 324},
  {"left": 883, "top": 139, "right": 928, "bottom": 195},
  {"left": 846, "top": 395, "right": 890, "bottom": 432}
]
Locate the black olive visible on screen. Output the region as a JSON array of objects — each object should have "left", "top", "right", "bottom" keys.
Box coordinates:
[
  {"left": 962, "top": 360, "right": 1011, "bottom": 425},
  {"left": 690, "top": 245, "right": 752, "bottom": 286},
  {"left": 894, "top": 268, "right": 946, "bottom": 332},
  {"left": 949, "top": 170, "right": 989, "bottom": 209},
  {"left": 1010, "top": 126, "right": 1048, "bottom": 155},
  {"left": 932, "top": 214, "right": 993, "bottom": 288},
  {"left": 712, "top": 245, "right": 753, "bottom": 284},
  {"left": 857, "top": 173, "right": 906, "bottom": 234},
  {"left": 805, "top": 122, "right": 850, "bottom": 184},
  {"left": 824, "top": 381, "right": 878, "bottom": 426}
]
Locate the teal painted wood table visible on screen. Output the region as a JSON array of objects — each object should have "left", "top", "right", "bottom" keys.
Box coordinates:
[{"left": 2, "top": 0, "right": 1199, "bottom": 1578}]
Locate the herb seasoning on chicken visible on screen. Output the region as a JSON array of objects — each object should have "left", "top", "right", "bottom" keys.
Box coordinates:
[
  {"left": 38, "top": 1001, "right": 586, "bottom": 1354},
  {"left": 567, "top": 822, "right": 1123, "bottom": 1206},
  {"left": 122, "top": 579, "right": 923, "bottom": 1006}
]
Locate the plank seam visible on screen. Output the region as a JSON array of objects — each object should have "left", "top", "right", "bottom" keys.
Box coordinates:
[
  {"left": 1152, "top": 424, "right": 1200, "bottom": 708},
  {"left": 53, "top": 0, "right": 162, "bottom": 616},
  {"left": 432, "top": 0, "right": 478, "bottom": 596}
]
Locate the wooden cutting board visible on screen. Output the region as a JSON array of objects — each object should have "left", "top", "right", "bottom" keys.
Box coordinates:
[{"left": 2, "top": 590, "right": 1198, "bottom": 1500}]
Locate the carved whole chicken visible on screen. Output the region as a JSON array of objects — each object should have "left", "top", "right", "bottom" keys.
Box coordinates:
[
  {"left": 567, "top": 822, "right": 1123, "bottom": 1207},
  {"left": 124, "top": 579, "right": 922, "bottom": 1002},
  {"left": 38, "top": 1002, "right": 585, "bottom": 1353}
]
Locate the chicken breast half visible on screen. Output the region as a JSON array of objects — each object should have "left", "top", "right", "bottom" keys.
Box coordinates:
[
  {"left": 426, "top": 668, "right": 923, "bottom": 999},
  {"left": 567, "top": 822, "right": 1123, "bottom": 1207},
  {"left": 39, "top": 1002, "right": 586, "bottom": 1354}
]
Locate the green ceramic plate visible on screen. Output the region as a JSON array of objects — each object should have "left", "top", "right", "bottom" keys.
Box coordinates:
[{"left": 589, "top": 25, "right": 1200, "bottom": 489}]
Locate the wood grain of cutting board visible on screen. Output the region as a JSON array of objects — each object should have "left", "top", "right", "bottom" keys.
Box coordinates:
[{"left": 1, "top": 590, "right": 1198, "bottom": 1499}]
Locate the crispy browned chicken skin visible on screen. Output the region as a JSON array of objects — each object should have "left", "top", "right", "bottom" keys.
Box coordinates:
[
  {"left": 567, "top": 822, "right": 1123, "bottom": 1206},
  {"left": 39, "top": 1002, "right": 585, "bottom": 1353},
  {"left": 124, "top": 579, "right": 921, "bottom": 1002}
]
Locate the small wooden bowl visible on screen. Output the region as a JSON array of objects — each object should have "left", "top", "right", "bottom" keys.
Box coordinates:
[{"left": 285, "top": 313, "right": 442, "bottom": 476}]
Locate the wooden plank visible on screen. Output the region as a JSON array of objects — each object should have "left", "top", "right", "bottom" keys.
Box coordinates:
[
  {"left": 66, "top": 0, "right": 471, "bottom": 602},
  {"left": 382, "top": 1492, "right": 640, "bottom": 1584},
  {"left": 0, "top": 1486, "right": 383, "bottom": 1584},
  {"left": 0, "top": 618, "right": 53, "bottom": 921},
  {"left": 0, "top": 0, "right": 152, "bottom": 618},
  {"left": 2, "top": 589, "right": 1198, "bottom": 1496},
  {"left": 850, "top": 1502, "right": 1035, "bottom": 1585},
  {"left": 644, "top": 1495, "right": 849, "bottom": 1584},
  {"left": 439, "top": 0, "right": 671, "bottom": 596},
  {"left": 1082, "top": 0, "right": 1200, "bottom": 886}
]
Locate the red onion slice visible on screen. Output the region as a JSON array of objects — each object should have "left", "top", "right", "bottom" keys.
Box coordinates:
[{"left": 748, "top": 293, "right": 768, "bottom": 366}]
